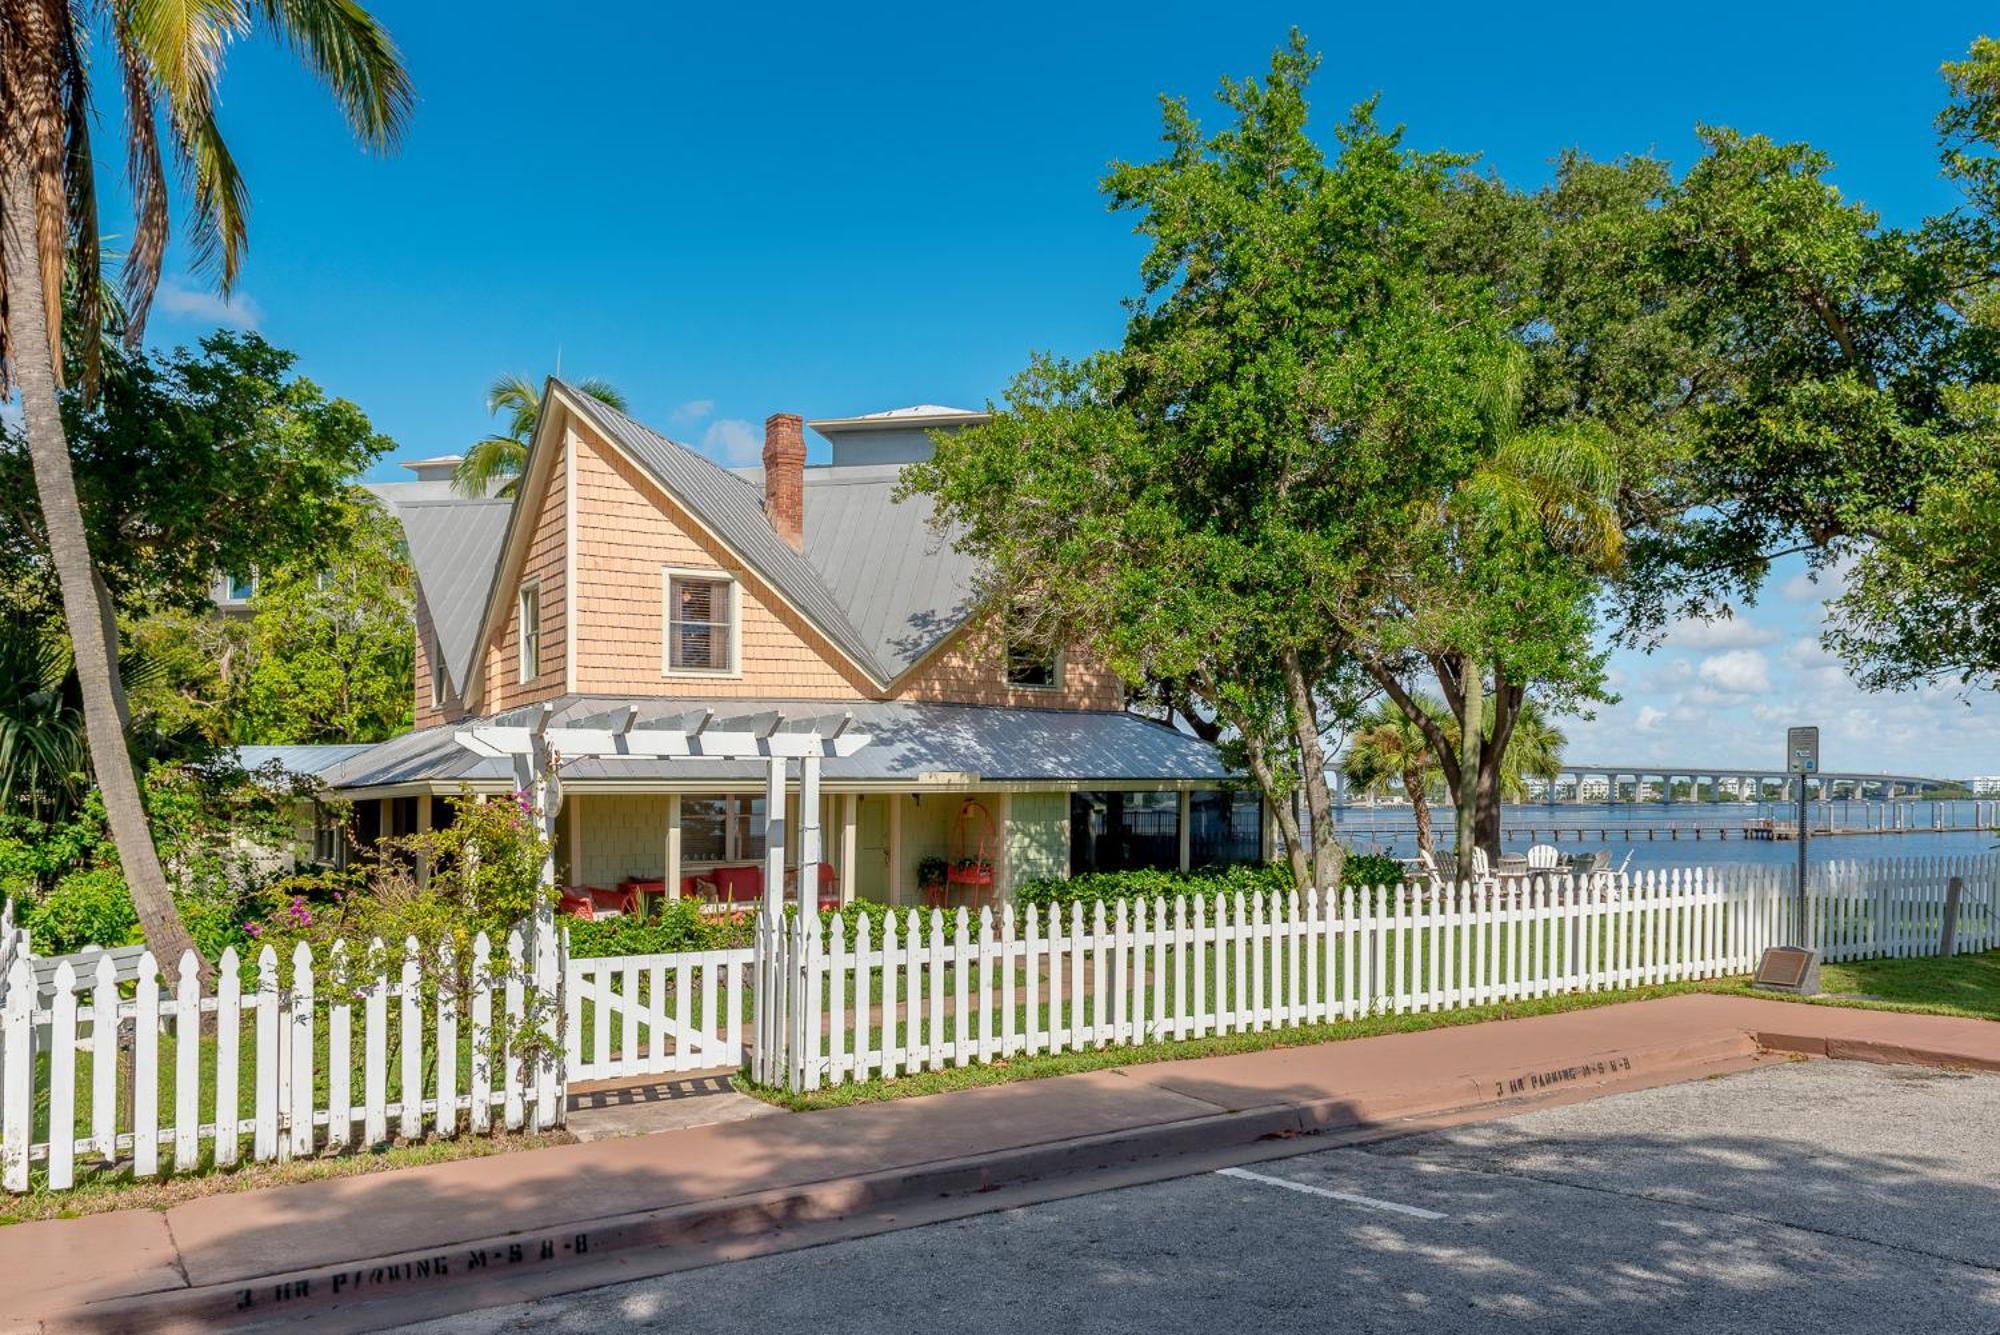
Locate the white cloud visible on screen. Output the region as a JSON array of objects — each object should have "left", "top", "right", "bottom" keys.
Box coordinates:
[
  {"left": 155, "top": 278, "right": 261, "bottom": 330},
  {"left": 700, "top": 418, "right": 762, "bottom": 467},
  {"left": 1662, "top": 615, "right": 1781, "bottom": 650},
  {"left": 1634, "top": 705, "right": 1667, "bottom": 733},
  {"left": 1697, "top": 649, "right": 1773, "bottom": 695},
  {"left": 673, "top": 399, "right": 715, "bottom": 424}
]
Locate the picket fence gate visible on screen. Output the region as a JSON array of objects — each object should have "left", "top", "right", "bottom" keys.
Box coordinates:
[
  {"left": 758, "top": 855, "right": 2000, "bottom": 1092},
  {"left": 563, "top": 945, "right": 753, "bottom": 1082},
  {"left": 1, "top": 929, "right": 563, "bottom": 1193}
]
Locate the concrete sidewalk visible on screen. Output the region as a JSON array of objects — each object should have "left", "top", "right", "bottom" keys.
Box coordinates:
[{"left": 9, "top": 993, "right": 1998, "bottom": 1332}]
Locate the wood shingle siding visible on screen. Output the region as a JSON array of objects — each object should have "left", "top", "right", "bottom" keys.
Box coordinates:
[{"left": 569, "top": 425, "right": 876, "bottom": 699}]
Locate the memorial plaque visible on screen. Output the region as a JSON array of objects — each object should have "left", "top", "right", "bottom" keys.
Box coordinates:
[{"left": 1753, "top": 945, "right": 1820, "bottom": 995}]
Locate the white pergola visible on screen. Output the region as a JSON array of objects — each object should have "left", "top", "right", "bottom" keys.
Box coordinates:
[{"left": 452, "top": 702, "right": 874, "bottom": 920}]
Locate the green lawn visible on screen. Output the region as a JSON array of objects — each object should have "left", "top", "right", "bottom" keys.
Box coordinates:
[{"left": 1708, "top": 949, "right": 2000, "bottom": 1022}]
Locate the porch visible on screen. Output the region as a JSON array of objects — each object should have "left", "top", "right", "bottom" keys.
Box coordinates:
[
  {"left": 308, "top": 696, "right": 1262, "bottom": 916},
  {"left": 520, "top": 781, "right": 1267, "bottom": 917}
]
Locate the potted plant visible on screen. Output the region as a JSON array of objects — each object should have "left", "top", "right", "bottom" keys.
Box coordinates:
[{"left": 917, "top": 856, "right": 950, "bottom": 893}]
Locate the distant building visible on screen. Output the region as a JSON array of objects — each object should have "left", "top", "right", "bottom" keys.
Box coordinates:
[{"left": 1972, "top": 776, "right": 2000, "bottom": 795}]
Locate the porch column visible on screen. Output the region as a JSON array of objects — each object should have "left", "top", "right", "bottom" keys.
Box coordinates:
[
  {"left": 415, "top": 794, "right": 433, "bottom": 889},
  {"left": 567, "top": 794, "right": 585, "bottom": 888},
  {"left": 839, "top": 794, "right": 858, "bottom": 907},
  {"left": 665, "top": 794, "right": 682, "bottom": 900},
  {"left": 1177, "top": 790, "right": 1192, "bottom": 873},
  {"left": 1259, "top": 795, "right": 1276, "bottom": 863},
  {"left": 888, "top": 795, "right": 904, "bottom": 905},
  {"left": 800, "top": 753, "right": 822, "bottom": 908},
  {"left": 994, "top": 791, "right": 1012, "bottom": 896},
  {"left": 764, "top": 755, "right": 788, "bottom": 920}
]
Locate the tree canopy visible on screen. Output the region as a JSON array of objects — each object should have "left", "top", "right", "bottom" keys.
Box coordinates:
[
  {"left": 0, "top": 332, "right": 394, "bottom": 618},
  {"left": 907, "top": 35, "right": 1508, "bottom": 887}
]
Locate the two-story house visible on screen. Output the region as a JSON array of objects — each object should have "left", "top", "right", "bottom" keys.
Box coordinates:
[{"left": 294, "top": 380, "right": 1263, "bottom": 906}]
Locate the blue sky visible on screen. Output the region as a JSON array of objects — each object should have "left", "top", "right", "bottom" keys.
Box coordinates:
[{"left": 131, "top": 1, "right": 2000, "bottom": 777}]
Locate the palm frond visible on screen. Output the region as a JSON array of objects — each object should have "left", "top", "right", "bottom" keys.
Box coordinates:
[
  {"left": 182, "top": 102, "right": 252, "bottom": 290},
  {"left": 60, "top": 1, "right": 103, "bottom": 393},
  {"left": 115, "top": 23, "right": 172, "bottom": 342},
  {"left": 249, "top": 0, "right": 413, "bottom": 151},
  {"left": 573, "top": 377, "right": 628, "bottom": 412},
  {"left": 451, "top": 436, "right": 527, "bottom": 498},
  {"left": 119, "top": 0, "right": 241, "bottom": 121}
]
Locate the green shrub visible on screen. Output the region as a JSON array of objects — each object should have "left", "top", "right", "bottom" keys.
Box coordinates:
[
  {"left": 24, "top": 867, "right": 142, "bottom": 955},
  {"left": 564, "top": 899, "right": 751, "bottom": 957},
  {"left": 1013, "top": 864, "right": 1291, "bottom": 911},
  {"left": 1342, "top": 852, "right": 1409, "bottom": 890}
]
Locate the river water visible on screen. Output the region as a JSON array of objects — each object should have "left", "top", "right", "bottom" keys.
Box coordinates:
[{"left": 1330, "top": 800, "right": 1999, "bottom": 872}]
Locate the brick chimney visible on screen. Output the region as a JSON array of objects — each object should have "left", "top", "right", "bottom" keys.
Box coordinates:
[{"left": 762, "top": 412, "right": 806, "bottom": 550}]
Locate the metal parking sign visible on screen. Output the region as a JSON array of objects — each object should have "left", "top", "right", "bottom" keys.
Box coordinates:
[{"left": 1786, "top": 726, "right": 1819, "bottom": 775}]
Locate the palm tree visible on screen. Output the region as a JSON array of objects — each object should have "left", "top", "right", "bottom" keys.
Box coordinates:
[
  {"left": 1343, "top": 696, "right": 1447, "bottom": 861},
  {"left": 453, "top": 374, "right": 627, "bottom": 498},
  {"left": 1, "top": 0, "right": 410, "bottom": 981},
  {"left": 1495, "top": 699, "right": 1566, "bottom": 802},
  {"left": 0, "top": 620, "right": 86, "bottom": 826}
]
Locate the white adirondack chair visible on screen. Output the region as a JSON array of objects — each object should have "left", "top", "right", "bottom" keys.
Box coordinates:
[{"left": 1526, "top": 844, "right": 1563, "bottom": 871}]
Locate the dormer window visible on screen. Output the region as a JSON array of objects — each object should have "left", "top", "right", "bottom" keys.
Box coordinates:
[
  {"left": 517, "top": 581, "right": 541, "bottom": 682},
  {"left": 665, "top": 569, "right": 739, "bottom": 675},
  {"left": 1003, "top": 605, "right": 1061, "bottom": 689},
  {"left": 1006, "top": 643, "right": 1060, "bottom": 689}
]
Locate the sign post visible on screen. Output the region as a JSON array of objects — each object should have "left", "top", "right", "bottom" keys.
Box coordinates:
[
  {"left": 1786, "top": 725, "right": 1817, "bottom": 942},
  {"left": 1755, "top": 726, "right": 1822, "bottom": 996}
]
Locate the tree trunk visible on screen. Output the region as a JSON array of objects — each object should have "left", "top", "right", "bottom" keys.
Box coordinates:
[
  {"left": 1473, "top": 670, "right": 1521, "bottom": 860},
  {"left": 1404, "top": 765, "right": 1435, "bottom": 861},
  {"left": 1454, "top": 655, "right": 1482, "bottom": 861},
  {"left": 1, "top": 166, "right": 206, "bottom": 985},
  {"left": 1280, "top": 649, "right": 1344, "bottom": 891},
  {"left": 1229, "top": 708, "right": 1311, "bottom": 891}
]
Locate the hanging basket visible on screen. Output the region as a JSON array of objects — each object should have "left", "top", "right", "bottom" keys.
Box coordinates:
[{"left": 947, "top": 798, "right": 996, "bottom": 888}]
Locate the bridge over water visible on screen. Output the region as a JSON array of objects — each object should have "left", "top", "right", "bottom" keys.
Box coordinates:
[
  {"left": 1494, "top": 763, "right": 1943, "bottom": 803},
  {"left": 1330, "top": 762, "right": 1954, "bottom": 804}
]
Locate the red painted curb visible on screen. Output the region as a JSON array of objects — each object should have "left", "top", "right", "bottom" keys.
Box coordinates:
[{"left": 39, "top": 1030, "right": 1766, "bottom": 1334}]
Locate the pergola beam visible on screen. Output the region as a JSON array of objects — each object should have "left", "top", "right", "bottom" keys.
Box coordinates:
[{"left": 453, "top": 725, "right": 872, "bottom": 761}]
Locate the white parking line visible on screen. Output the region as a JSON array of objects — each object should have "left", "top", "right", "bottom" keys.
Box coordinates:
[{"left": 1216, "top": 1166, "right": 1448, "bottom": 1220}]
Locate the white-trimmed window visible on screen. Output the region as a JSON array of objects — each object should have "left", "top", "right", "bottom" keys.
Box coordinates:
[
  {"left": 517, "top": 581, "right": 541, "bottom": 682},
  {"left": 664, "top": 569, "right": 739, "bottom": 675},
  {"left": 429, "top": 629, "right": 448, "bottom": 708}
]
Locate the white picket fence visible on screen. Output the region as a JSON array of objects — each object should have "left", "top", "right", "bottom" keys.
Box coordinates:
[
  {"left": 0, "top": 901, "right": 25, "bottom": 1007},
  {"left": 758, "top": 855, "right": 2000, "bottom": 1092},
  {"left": 1, "top": 929, "right": 563, "bottom": 1193},
  {"left": 563, "top": 945, "right": 753, "bottom": 1081},
  {"left": 4, "top": 852, "right": 1995, "bottom": 1188}
]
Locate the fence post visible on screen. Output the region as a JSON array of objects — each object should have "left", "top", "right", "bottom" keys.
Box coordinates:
[
  {"left": 1, "top": 955, "right": 29, "bottom": 1193},
  {"left": 1941, "top": 876, "right": 1964, "bottom": 957}
]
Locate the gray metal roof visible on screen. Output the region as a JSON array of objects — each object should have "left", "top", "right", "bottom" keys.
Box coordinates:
[
  {"left": 557, "top": 386, "right": 889, "bottom": 681},
  {"left": 230, "top": 744, "right": 378, "bottom": 778},
  {"left": 316, "top": 696, "right": 1234, "bottom": 791},
  {"left": 397, "top": 499, "right": 514, "bottom": 696},
  {"left": 799, "top": 468, "right": 981, "bottom": 675}
]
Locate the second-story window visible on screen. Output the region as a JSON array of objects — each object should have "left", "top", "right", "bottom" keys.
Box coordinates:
[
  {"left": 430, "top": 628, "right": 448, "bottom": 708},
  {"left": 1003, "top": 605, "right": 1060, "bottom": 688},
  {"left": 518, "top": 581, "right": 540, "bottom": 682},
  {"left": 665, "top": 570, "right": 737, "bottom": 674}
]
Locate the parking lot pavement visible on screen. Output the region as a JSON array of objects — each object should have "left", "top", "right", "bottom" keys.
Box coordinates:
[{"left": 395, "top": 1061, "right": 2000, "bottom": 1334}]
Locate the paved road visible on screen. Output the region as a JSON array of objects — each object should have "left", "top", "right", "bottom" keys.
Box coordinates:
[{"left": 396, "top": 1061, "right": 2000, "bottom": 1333}]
